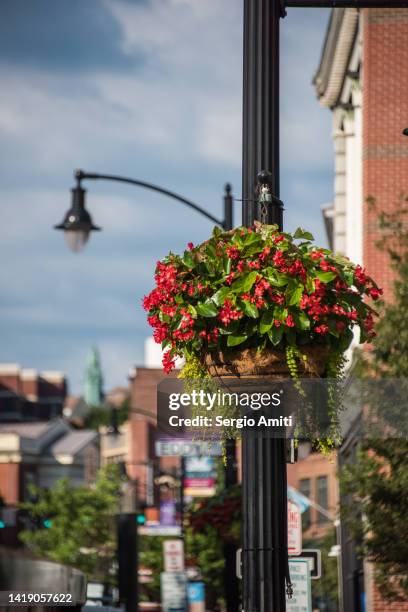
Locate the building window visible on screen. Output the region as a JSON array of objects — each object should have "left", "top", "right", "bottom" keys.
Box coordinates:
[
  {"left": 316, "top": 475, "right": 328, "bottom": 524},
  {"left": 299, "top": 478, "right": 311, "bottom": 529}
]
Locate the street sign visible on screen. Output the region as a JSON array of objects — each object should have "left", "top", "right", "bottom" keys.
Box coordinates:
[
  {"left": 286, "top": 559, "right": 312, "bottom": 612},
  {"left": 163, "top": 540, "right": 185, "bottom": 573},
  {"left": 187, "top": 582, "right": 205, "bottom": 612},
  {"left": 155, "top": 439, "right": 222, "bottom": 457},
  {"left": 295, "top": 549, "right": 322, "bottom": 580},
  {"left": 184, "top": 456, "right": 216, "bottom": 497},
  {"left": 288, "top": 500, "right": 302, "bottom": 556},
  {"left": 160, "top": 572, "right": 187, "bottom": 612},
  {"left": 139, "top": 525, "right": 181, "bottom": 536}
]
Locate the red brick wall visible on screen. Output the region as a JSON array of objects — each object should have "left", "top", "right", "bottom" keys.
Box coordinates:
[
  {"left": 362, "top": 8, "right": 408, "bottom": 301},
  {"left": 362, "top": 9, "right": 408, "bottom": 610},
  {"left": 287, "top": 449, "right": 338, "bottom": 540},
  {"left": 0, "top": 374, "right": 21, "bottom": 395},
  {"left": 129, "top": 368, "right": 179, "bottom": 504},
  {"left": 0, "top": 464, "right": 19, "bottom": 504}
]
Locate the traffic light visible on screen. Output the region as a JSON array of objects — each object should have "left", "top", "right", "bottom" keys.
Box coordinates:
[
  {"left": 136, "top": 512, "right": 146, "bottom": 526},
  {"left": 0, "top": 520, "right": 5, "bottom": 529},
  {"left": 43, "top": 519, "right": 53, "bottom": 528}
]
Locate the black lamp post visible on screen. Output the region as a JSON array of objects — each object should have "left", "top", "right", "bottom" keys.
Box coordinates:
[
  {"left": 55, "top": 169, "right": 232, "bottom": 252},
  {"left": 55, "top": 167, "right": 239, "bottom": 611},
  {"left": 242, "top": 1, "right": 405, "bottom": 611}
]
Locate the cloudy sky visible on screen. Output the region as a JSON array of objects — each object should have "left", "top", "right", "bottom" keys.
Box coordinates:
[{"left": 0, "top": 0, "right": 332, "bottom": 394}]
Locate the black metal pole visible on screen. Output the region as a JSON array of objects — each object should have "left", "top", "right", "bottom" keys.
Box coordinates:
[
  {"left": 117, "top": 513, "right": 138, "bottom": 612},
  {"left": 242, "top": 1, "right": 288, "bottom": 611},
  {"left": 285, "top": 0, "right": 408, "bottom": 6}
]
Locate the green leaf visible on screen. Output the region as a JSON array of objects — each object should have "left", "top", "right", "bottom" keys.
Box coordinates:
[
  {"left": 240, "top": 300, "right": 259, "bottom": 318},
  {"left": 339, "top": 327, "right": 354, "bottom": 351},
  {"left": 274, "top": 306, "right": 288, "bottom": 321},
  {"left": 285, "top": 328, "right": 297, "bottom": 346},
  {"left": 211, "top": 287, "right": 231, "bottom": 306},
  {"left": 294, "top": 228, "right": 314, "bottom": 241},
  {"left": 315, "top": 270, "right": 337, "bottom": 283},
  {"left": 264, "top": 268, "right": 290, "bottom": 287},
  {"left": 230, "top": 271, "right": 258, "bottom": 293},
  {"left": 245, "top": 319, "right": 258, "bottom": 337},
  {"left": 182, "top": 251, "right": 195, "bottom": 268},
  {"left": 159, "top": 311, "right": 170, "bottom": 323},
  {"left": 242, "top": 231, "right": 263, "bottom": 246},
  {"left": 223, "top": 256, "right": 232, "bottom": 275},
  {"left": 295, "top": 312, "right": 310, "bottom": 330},
  {"left": 187, "top": 304, "right": 197, "bottom": 318},
  {"left": 259, "top": 310, "right": 274, "bottom": 334},
  {"left": 196, "top": 302, "right": 218, "bottom": 317},
  {"left": 227, "top": 334, "right": 248, "bottom": 347},
  {"left": 268, "top": 325, "right": 284, "bottom": 346},
  {"left": 286, "top": 282, "right": 303, "bottom": 306},
  {"left": 306, "top": 277, "right": 315, "bottom": 294},
  {"left": 344, "top": 271, "right": 355, "bottom": 286}
]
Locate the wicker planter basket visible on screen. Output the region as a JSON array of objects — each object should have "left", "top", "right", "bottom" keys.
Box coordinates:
[{"left": 204, "top": 345, "right": 328, "bottom": 379}]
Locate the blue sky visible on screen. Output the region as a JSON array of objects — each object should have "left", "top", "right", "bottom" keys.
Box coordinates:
[{"left": 0, "top": 0, "right": 332, "bottom": 394}]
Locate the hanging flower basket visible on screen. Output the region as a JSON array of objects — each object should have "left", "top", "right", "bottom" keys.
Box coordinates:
[{"left": 143, "top": 222, "right": 381, "bottom": 381}]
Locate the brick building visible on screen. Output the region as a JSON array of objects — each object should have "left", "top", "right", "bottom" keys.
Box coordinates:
[
  {"left": 0, "top": 364, "right": 66, "bottom": 422},
  {"left": 314, "top": 7, "right": 408, "bottom": 611},
  {"left": 287, "top": 444, "right": 337, "bottom": 541}
]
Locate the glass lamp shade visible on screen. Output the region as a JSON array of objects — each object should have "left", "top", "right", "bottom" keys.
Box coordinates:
[
  {"left": 64, "top": 229, "right": 91, "bottom": 253},
  {"left": 55, "top": 186, "right": 101, "bottom": 251}
]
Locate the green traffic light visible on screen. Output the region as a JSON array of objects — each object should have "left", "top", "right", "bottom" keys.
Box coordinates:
[
  {"left": 43, "top": 519, "right": 53, "bottom": 528},
  {"left": 0, "top": 520, "right": 5, "bottom": 529},
  {"left": 136, "top": 514, "right": 146, "bottom": 525}
]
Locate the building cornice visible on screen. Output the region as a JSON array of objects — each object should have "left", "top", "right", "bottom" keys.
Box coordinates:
[{"left": 313, "top": 8, "right": 359, "bottom": 108}]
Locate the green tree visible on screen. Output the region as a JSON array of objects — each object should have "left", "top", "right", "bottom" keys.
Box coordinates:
[
  {"left": 19, "top": 463, "right": 124, "bottom": 583},
  {"left": 83, "top": 398, "right": 130, "bottom": 430},
  {"left": 341, "top": 197, "right": 408, "bottom": 601},
  {"left": 304, "top": 529, "right": 339, "bottom": 611}
]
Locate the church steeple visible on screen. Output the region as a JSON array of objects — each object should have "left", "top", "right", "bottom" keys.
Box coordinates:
[{"left": 84, "top": 346, "right": 104, "bottom": 407}]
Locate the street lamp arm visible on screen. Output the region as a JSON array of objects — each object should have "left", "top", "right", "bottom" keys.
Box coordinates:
[
  {"left": 75, "top": 169, "right": 225, "bottom": 228},
  {"left": 285, "top": 0, "right": 408, "bottom": 6}
]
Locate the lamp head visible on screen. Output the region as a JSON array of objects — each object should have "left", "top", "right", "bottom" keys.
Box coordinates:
[{"left": 55, "top": 184, "right": 101, "bottom": 252}]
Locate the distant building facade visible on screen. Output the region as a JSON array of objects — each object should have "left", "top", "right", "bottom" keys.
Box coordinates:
[
  {"left": 0, "top": 364, "right": 66, "bottom": 422},
  {"left": 287, "top": 444, "right": 337, "bottom": 540},
  {"left": 0, "top": 419, "right": 99, "bottom": 546},
  {"left": 314, "top": 8, "right": 408, "bottom": 612}
]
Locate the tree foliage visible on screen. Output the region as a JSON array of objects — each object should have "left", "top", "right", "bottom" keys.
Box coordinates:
[
  {"left": 304, "top": 529, "right": 339, "bottom": 611},
  {"left": 19, "top": 464, "right": 123, "bottom": 583},
  {"left": 83, "top": 398, "right": 129, "bottom": 430},
  {"left": 341, "top": 197, "right": 408, "bottom": 601}
]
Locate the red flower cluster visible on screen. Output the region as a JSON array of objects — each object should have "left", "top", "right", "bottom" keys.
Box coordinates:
[{"left": 218, "top": 300, "right": 243, "bottom": 325}]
